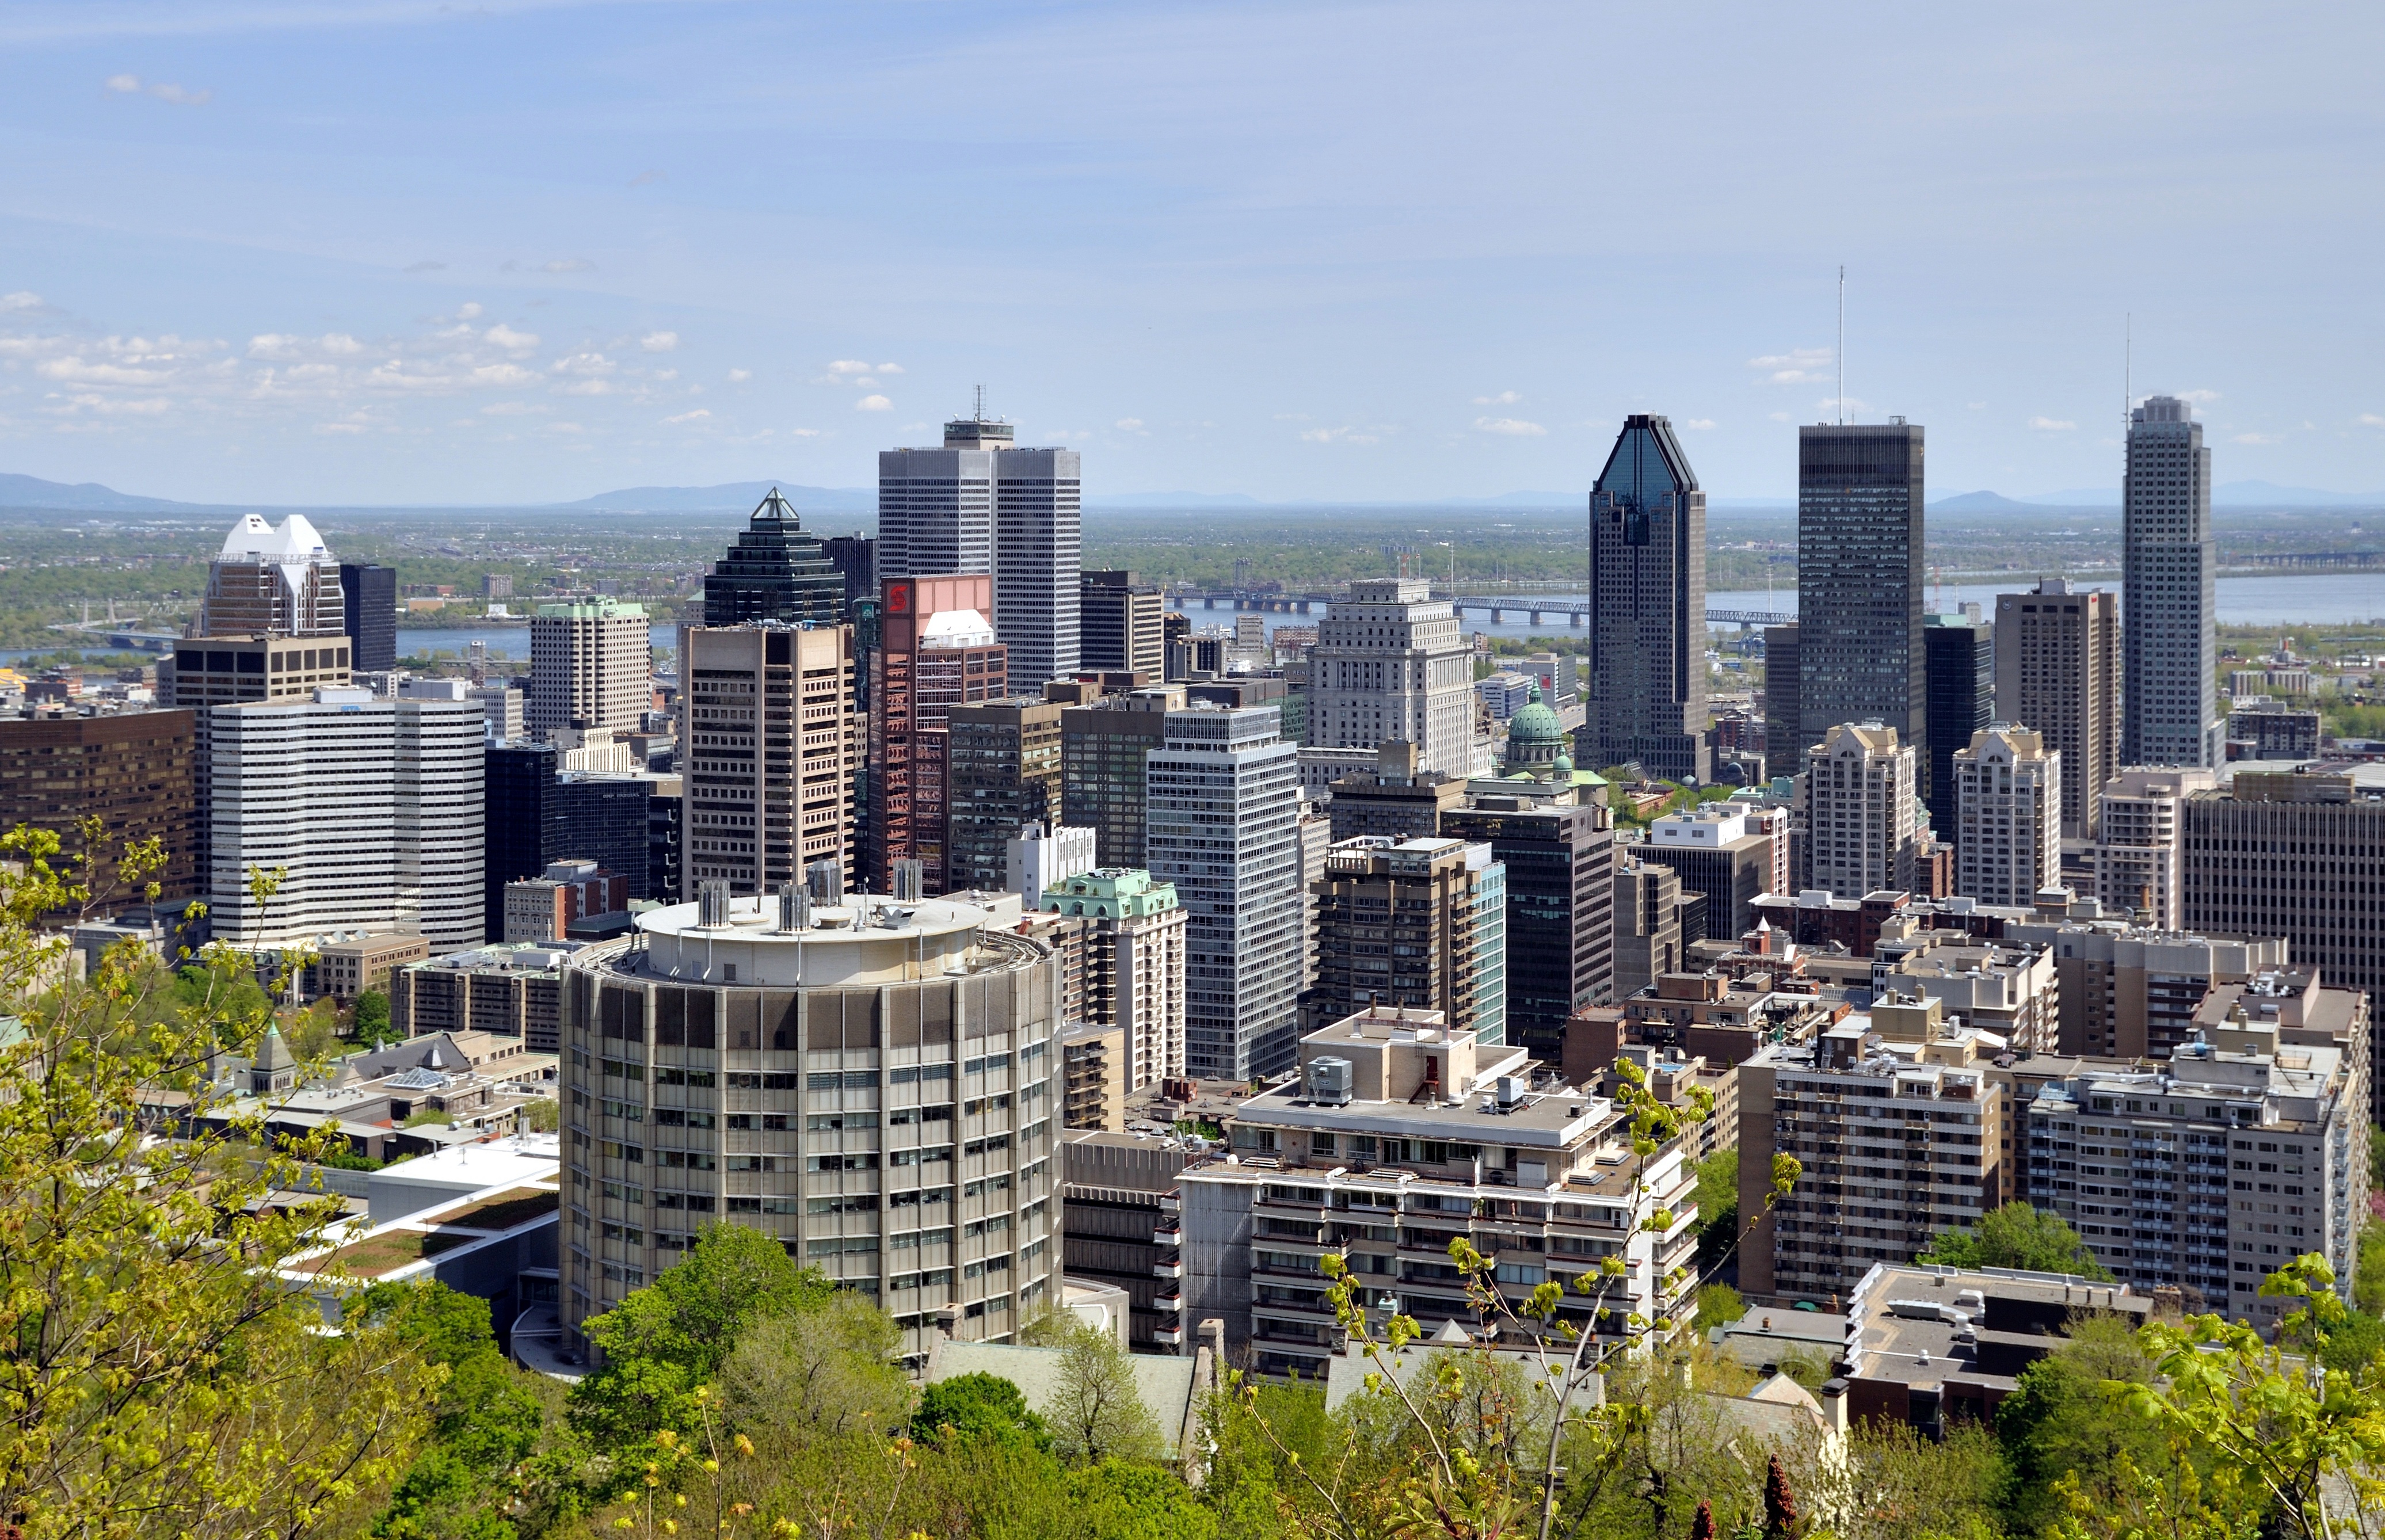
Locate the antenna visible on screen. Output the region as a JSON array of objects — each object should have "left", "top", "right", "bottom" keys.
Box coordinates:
[
  {"left": 1836, "top": 265, "right": 1846, "bottom": 426},
  {"left": 973, "top": 383, "right": 986, "bottom": 422}
]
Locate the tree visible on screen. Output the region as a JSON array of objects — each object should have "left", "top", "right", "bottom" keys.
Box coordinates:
[
  {"left": 1046, "top": 1321, "right": 1165, "bottom": 1466},
  {"left": 1691, "top": 1147, "right": 1740, "bottom": 1275},
  {"left": 1993, "top": 1313, "right": 2169, "bottom": 1535},
  {"left": 911, "top": 1372, "right": 1052, "bottom": 1451},
  {"left": 720, "top": 1293, "right": 912, "bottom": 1439},
  {"left": 353, "top": 988, "right": 398, "bottom": 1049},
  {"left": 1693, "top": 1284, "right": 1743, "bottom": 1333},
  {"left": 1917, "top": 1200, "right": 2114, "bottom": 1280},
  {"left": 0, "top": 825, "right": 436, "bottom": 1538},
  {"left": 1759, "top": 1453, "right": 1797, "bottom": 1540},
  {"left": 1067, "top": 1460, "right": 1220, "bottom": 1540}
]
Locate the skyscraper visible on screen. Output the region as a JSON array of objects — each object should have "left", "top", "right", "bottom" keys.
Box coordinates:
[
  {"left": 680, "top": 623, "right": 856, "bottom": 897},
  {"left": 1306, "top": 578, "right": 1473, "bottom": 780},
  {"left": 944, "top": 699, "right": 1065, "bottom": 895},
  {"left": 1763, "top": 622, "right": 1801, "bottom": 767},
  {"left": 1439, "top": 791, "right": 1614, "bottom": 1057},
  {"left": 1952, "top": 725, "right": 2062, "bottom": 906},
  {"left": 1306, "top": 836, "right": 1503, "bottom": 1040},
  {"left": 529, "top": 599, "right": 650, "bottom": 736},
  {"left": 1145, "top": 704, "right": 1302, "bottom": 1081},
  {"left": 866, "top": 576, "right": 1008, "bottom": 894},
  {"left": 823, "top": 535, "right": 877, "bottom": 611},
  {"left": 1078, "top": 570, "right": 1165, "bottom": 676},
  {"left": 484, "top": 742, "right": 654, "bottom": 940},
  {"left": 201, "top": 513, "right": 346, "bottom": 639},
  {"left": 702, "top": 489, "right": 847, "bottom": 626},
  {"left": 1922, "top": 613, "right": 1992, "bottom": 836},
  {"left": 1585, "top": 414, "right": 1709, "bottom": 782},
  {"left": 879, "top": 410, "right": 1079, "bottom": 687},
  {"left": 338, "top": 562, "right": 397, "bottom": 672},
  {"left": 2123, "top": 395, "right": 2220, "bottom": 768},
  {"left": 1059, "top": 691, "right": 1176, "bottom": 870},
  {"left": 1804, "top": 722, "right": 1929, "bottom": 899},
  {"left": 1994, "top": 579, "right": 2119, "bottom": 838},
  {"left": 1797, "top": 422, "right": 1925, "bottom": 754}
]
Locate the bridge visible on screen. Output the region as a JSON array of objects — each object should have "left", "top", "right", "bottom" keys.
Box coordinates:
[{"left": 1175, "top": 588, "right": 1789, "bottom": 629}]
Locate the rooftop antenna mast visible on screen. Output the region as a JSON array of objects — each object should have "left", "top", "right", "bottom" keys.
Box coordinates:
[
  {"left": 1837, "top": 265, "right": 1846, "bottom": 426},
  {"left": 974, "top": 383, "right": 986, "bottom": 422}
]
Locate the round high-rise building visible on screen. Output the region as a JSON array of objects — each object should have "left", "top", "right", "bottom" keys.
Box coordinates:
[{"left": 560, "top": 887, "right": 1061, "bottom": 1366}]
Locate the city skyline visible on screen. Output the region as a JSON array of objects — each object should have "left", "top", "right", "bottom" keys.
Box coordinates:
[{"left": 1, "top": 5, "right": 2382, "bottom": 506}]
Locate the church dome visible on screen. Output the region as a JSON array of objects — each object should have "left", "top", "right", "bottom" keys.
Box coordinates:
[{"left": 1503, "top": 683, "right": 1565, "bottom": 772}]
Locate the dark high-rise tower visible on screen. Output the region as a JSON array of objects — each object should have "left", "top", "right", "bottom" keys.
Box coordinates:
[
  {"left": 822, "top": 534, "right": 877, "bottom": 611},
  {"left": 1585, "top": 414, "right": 1709, "bottom": 782},
  {"left": 338, "top": 562, "right": 397, "bottom": 672},
  {"left": 1922, "top": 612, "right": 1992, "bottom": 835},
  {"left": 1797, "top": 421, "right": 1925, "bottom": 755},
  {"left": 702, "top": 489, "right": 847, "bottom": 626}
]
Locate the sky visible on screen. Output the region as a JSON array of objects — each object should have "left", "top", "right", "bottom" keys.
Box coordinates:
[{"left": 1, "top": 0, "right": 2382, "bottom": 507}]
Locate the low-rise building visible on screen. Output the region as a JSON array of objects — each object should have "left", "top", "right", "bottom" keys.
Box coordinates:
[
  {"left": 317, "top": 933, "right": 432, "bottom": 999},
  {"left": 1059, "top": 1129, "right": 1202, "bottom": 1351},
  {"left": 2001, "top": 914, "right": 2288, "bottom": 1061},
  {"left": 1062, "top": 1021, "right": 1129, "bottom": 1131},
  {"left": 504, "top": 859, "right": 631, "bottom": 944},
  {"left": 1636, "top": 802, "right": 1784, "bottom": 941},
  {"left": 392, "top": 941, "right": 576, "bottom": 1052}
]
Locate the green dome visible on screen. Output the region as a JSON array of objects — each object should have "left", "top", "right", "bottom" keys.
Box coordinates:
[{"left": 1503, "top": 683, "right": 1565, "bottom": 772}]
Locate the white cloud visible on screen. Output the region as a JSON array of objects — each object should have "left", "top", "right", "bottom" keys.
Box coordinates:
[
  {"left": 2358, "top": 413, "right": 2385, "bottom": 428},
  {"left": 1301, "top": 425, "right": 1380, "bottom": 445},
  {"left": 1, "top": 291, "right": 45, "bottom": 312},
  {"left": 726, "top": 368, "right": 752, "bottom": 383},
  {"left": 1475, "top": 416, "right": 1546, "bottom": 437},
  {"left": 480, "top": 401, "right": 543, "bottom": 416},
  {"left": 855, "top": 394, "right": 893, "bottom": 411},
  {"left": 1472, "top": 390, "right": 1522, "bottom": 406},
  {"left": 1115, "top": 417, "right": 1146, "bottom": 432},
  {"left": 551, "top": 352, "right": 616, "bottom": 377},
  {"left": 320, "top": 333, "right": 362, "bottom": 354},
  {"left": 55, "top": 391, "right": 169, "bottom": 416},
  {"left": 1272, "top": 412, "right": 1311, "bottom": 422},
  {"left": 247, "top": 333, "right": 304, "bottom": 360},
  {"left": 456, "top": 302, "right": 483, "bottom": 321},
  {"left": 790, "top": 428, "right": 821, "bottom": 437},
  {"left": 149, "top": 82, "right": 209, "bottom": 106},
  {"left": 547, "top": 421, "right": 586, "bottom": 434},
  {"left": 470, "top": 363, "right": 539, "bottom": 386},
  {"left": 540, "top": 258, "right": 594, "bottom": 274},
  {"left": 483, "top": 323, "right": 539, "bottom": 352},
  {"left": 1683, "top": 418, "right": 1716, "bottom": 430},
  {"left": 875, "top": 363, "right": 904, "bottom": 375},
  {"left": 557, "top": 379, "right": 616, "bottom": 396},
  {"left": 1750, "top": 347, "right": 1832, "bottom": 384},
  {"left": 105, "top": 74, "right": 139, "bottom": 93},
  {"left": 653, "top": 369, "right": 677, "bottom": 381},
  {"left": 826, "top": 360, "right": 874, "bottom": 375},
  {"left": 1769, "top": 411, "right": 1792, "bottom": 423},
  {"left": 314, "top": 421, "right": 368, "bottom": 435},
  {"left": 39, "top": 356, "right": 170, "bottom": 385},
  {"left": 664, "top": 409, "right": 711, "bottom": 424},
  {"left": 2178, "top": 388, "right": 2222, "bottom": 404},
  {"left": 2232, "top": 431, "right": 2283, "bottom": 445},
  {"left": 628, "top": 169, "right": 665, "bottom": 188},
  {"left": 641, "top": 331, "right": 679, "bottom": 353},
  {"left": 2029, "top": 416, "right": 2078, "bottom": 431}
]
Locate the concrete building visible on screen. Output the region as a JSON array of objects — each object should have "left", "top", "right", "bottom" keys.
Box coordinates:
[
  {"left": 316, "top": 932, "right": 429, "bottom": 999},
  {"left": 1585, "top": 414, "right": 1710, "bottom": 782},
  {"left": 2003, "top": 913, "right": 2291, "bottom": 1061},
  {"left": 2024, "top": 1002, "right": 2364, "bottom": 1324},
  {"left": 1042, "top": 868, "right": 1189, "bottom": 1093},
  {"left": 529, "top": 599, "right": 650, "bottom": 737},
  {"left": 1323, "top": 739, "right": 1468, "bottom": 845},
  {"left": 1739, "top": 997, "right": 2010, "bottom": 1305},
  {"left": 469, "top": 684, "right": 524, "bottom": 740},
  {"left": 1006, "top": 822, "right": 1095, "bottom": 906},
  {"left": 2226, "top": 698, "right": 2322, "bottom": 761},
  {"left": 1061, "top": 1022, "right": 1129, "bottom": 1131},
  {"left": 1611, "top": 855, "right": 1689, "bottom": 1002},
  {"left": 1805, "top": 723, "right": 1931, "bottom": 900},
  {"left": 504, "top": 859, "right": 631, "bottom": 943},
  {"left": 1869, "top": 929, "right": 2059, "bottom": 1053},
  {"left": 1952, "top": 726, "right": 2062, "bottom": 907},
  {"left": 944, "top": 700, "right": 1065, "bottom": 895},
  {"left": 339, "top": 562, "right": 398, "bottom": 673},
  {"left": 2181, "top": 768, "right": 2385, "bottom": 1119},
  {"left": 703, "top": 489, "right": 848, "bottom": 626},
  {"left": 1058, "top": 688, "right": 1178, "bottom": 871},
  {"left": 393, "top": 940, "right": 575, "bottom": 1051},
  {"left": 1079, "top": 571, "right": 1165, "bottom": 677},
  {"left": 1797, "top": 422, "right": 1926, "bottom": 753},
  {"left": 1994, "top": 580, "right": 2118, "bottom": 838},
  {"left": 0, "top": 708, "right": 199, "bottom": 902},
  {"left": 1637, "top": 802, "right": 1780, "bottom": 941},
  {"left": 1175, "top": 1008, "right": 1700, "bottom": 1377},
  {"left": 1923, "top": 612, "right": 1994, "bottom": 837},
  {"left": 1145, "top": 705, "right": 1304, "bottom": 1082},
  {"left": 557, "top": 889, "right": 1063, "bottom": 1368},
  {"left": 206, "top": 689, "right": 485, "bottom": 952},
  {"left": 878, "top": 411, "right": 1080, "bottom": 685},
  {"left": 1306, "top": 836, "right": 1502, "bottom": 1040},
  {"left": 2123, "top": 395, "right": 2222, "bottom": 769},
  {"left": 1306, "top": 578, "right": 1474, "bottom": 780},
  {"left": 680, "top": 623, "right": 856, "bottom": 898},
  {"left": 201, "top": 513, "right": 346, "bottom": 639},
  {"left": 867, "top": 575, "right": 1007, "bottom": 894},
  {"left": 165, "top": 633, "right": 353, "bottom": 880},
  {"left": 1058, "top": 1130, "right": 1199, "bottom": 1351},
  {"left": 2092, "top": 768, "right": 2213, "bottom": 929},
  {"left": 1442, "top": 790, "right": 1615, "bottom": 1057}
]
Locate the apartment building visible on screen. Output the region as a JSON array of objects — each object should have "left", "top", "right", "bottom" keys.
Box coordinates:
[
  {"left": 1805, "top": 722, "right": 1931, "bottom": 900},
  {"left": 1952, "top": 726, "right": 2062, "bottom": 908},
  {"left": 2093, "top": 768, "right": 2213, "bottom": 930},
  {"left": 2002, "top": 913, "right": 2288, "bottom": 1061},
  {"left": 680, "top": 623, "right": 856, "bottom": 897},
  {"left": 1041, "top": 868, "right": 1190, "bottom": 1093}
]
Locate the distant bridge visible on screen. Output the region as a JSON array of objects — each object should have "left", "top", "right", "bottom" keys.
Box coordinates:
[{"left": 1176, "top": 588, "right": 1789, "bottom": 629}]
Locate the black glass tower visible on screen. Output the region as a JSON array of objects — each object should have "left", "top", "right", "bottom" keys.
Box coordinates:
[
  {"left": 1922, "top": 613, "right": 1992, "bottom": 835},
  {"left": 1797, "top": 421, "right": 1925, "bottom": 752},
  {"left": 338, "top": 562, "right": 397, "bottom": 672},
  {"left": 702, "top": 489, "right": 847, "bottom": 626},
  {"left": 823, "top": 535, "right": 877, "bottom": 611},
  {"left": 485, "top": 744, "right": 652, "bottom": 940},
  {"left": 1586, "top": 414, "right": 1709, "bottom": 782}
]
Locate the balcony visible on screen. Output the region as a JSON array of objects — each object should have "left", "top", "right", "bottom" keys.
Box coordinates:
[
  {"left": 1153, "top": 1323, "right": 1184, "bottom": 1347},
  {"left": 1153, "top": 1259, "right": 1186, "bottom": 1280},
  {"left": 1153, "top": 1222, "right": 1183, "bottom": 1245},
  {"left": 1155, "top": 1292, "right": 1184, "bottom": 1313}
]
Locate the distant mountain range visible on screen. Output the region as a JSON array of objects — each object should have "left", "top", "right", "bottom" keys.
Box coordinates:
[
  {"left": 546, "top": 481, "right": 875, "bottom": 516},
  {"left": 0, "top": 472, "right": 199, "bottom": 512}
]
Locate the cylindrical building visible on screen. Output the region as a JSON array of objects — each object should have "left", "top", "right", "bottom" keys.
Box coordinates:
[{"left": 559, "top": 889, "right": 1062, "bottom": 1366}]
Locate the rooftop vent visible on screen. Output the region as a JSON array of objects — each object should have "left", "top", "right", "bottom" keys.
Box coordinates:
[
  {"left": 891, "top": 858, "right": 925, "bottom": 904},
  {"left": 806, "top": 859, "right": 845, "bottom": 906},
  {"left": 696, "top": 879, "right": 731, "bottom": 928},
  {"left": 1305, "top": 1056, "right": 1353, "bottom": 1107}
]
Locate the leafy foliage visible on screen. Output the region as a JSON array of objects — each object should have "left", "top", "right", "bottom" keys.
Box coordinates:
[{"left": 1917, "top": 1200, "right": 2115, "bottom": 1280}]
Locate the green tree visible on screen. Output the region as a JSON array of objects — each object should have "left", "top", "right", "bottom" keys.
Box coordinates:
[
  {"left": 1917, "top": 1200, "right": 2115, "bottom": 1279},
  {"left": 353, "top": 988, "right": 398, "bottom": 1049},
  {"left": 1067, "top": 1459, "right": 1220, "bottom": 1540},
  {"left": 1993, "top": 1313, "right": 2169, "bottom": 1535},
  {"left": 1691, "top": 1147, "right": 1740, "bottom": 1274},
  {"left": 1693, "top": 1283, "right": 1743, "bottom": 1332},
  {"left": 912, "top": 1371, "right": 1052, "bottom": 1451},
  {"left": 1046, "top": 1321, "right": 1165, "bottom": 1466},
  {"left": 719, "top": 1292, "right": 912, "bottom": 1439}
]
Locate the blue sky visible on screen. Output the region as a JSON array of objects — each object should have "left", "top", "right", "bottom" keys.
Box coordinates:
[{"left": 1, "top": 0, "right": 2381, "bottom": 506}]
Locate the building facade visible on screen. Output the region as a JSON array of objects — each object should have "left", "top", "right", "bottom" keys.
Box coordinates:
[
  {"left": 339, "top": 562, "right": 398, "bottom": 673},
  {"left": 201, "top": 513, "right": 346, "bottom": 639},
  {"left": 1636, "top": 803, "right": 1779, "bottom": 941},
  {"left": 703, "top": 489, "right": 848, "bottom": 626},
  {"left": 529, "top": 599, "right": 650, "bottom": 736},
  {"left": 1797, "top": 422, "right": 1926, "bottom": 752},
  {"left": 867, "top": 575, "right": 1007, "bottom": 894},
  {"left": 483, "top": 743, "right": 653, "bottom": 941},
  {"left": 1922, "top": 613, "right": 1992, "bottom": 837},
  {"left": 1042, "top": 868, "right": 1190, "bottom": 1092},
  {"left": 1805, "top": 722, "right": 1930, "bottom": 900},
  {"left": 680, "top": 623, "right": 856, "bottom": 897},
  {"left": 2003, "top": 913, "right": 2287, "bottom": 1061},
  {"left": 1441, "top": 791, "right": 1615, "bottom": 1056},
  {"left": 2123, "top": 395, "right": 2220, "bottom": 769},
  {"left": 1994, "top": 579, "right": 2118, "bottom": 838},
  {"left": 1305, "top": 836, "right": 1502, "bottom": 1039},
  {"left": 1306, "top": 578, "right": 1473, "bottom": 780},
  {"left": 1079, "top": 571, "right": 1165, "bottom": 677},
  {"left": 1952, "top": 726, "right": 2062, "bottom": 907},
  {"left": 943, "top": 700, "right": 1065, "bottom": 895},
  {"left": 2091, "top": 767, "right": 2213, "bottom": 929},
  {"left": 504, "top": 859, "right": 631, "bottom": 943},
  {"left": 0, "top": 709, "right": 199, "bottom": 902},
  {"left": 1058, "top": 689, "right": 1177, "bottom": 871},
  {"left": 1585, "top": 414, "right": 1710, "bottom": 782}
]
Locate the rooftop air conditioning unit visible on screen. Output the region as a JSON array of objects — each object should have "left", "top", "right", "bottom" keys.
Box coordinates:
[{"left": 1306, "top": 1056, "right": 1354, "bottom": 1106}]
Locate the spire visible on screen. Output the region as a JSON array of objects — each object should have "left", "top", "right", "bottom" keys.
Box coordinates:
[
  {"left": 752, "top": 487, "right": 798, "bottom": 525},
  {"left": 256, "top": 1024, "right": 297, "bottom": 1073}
]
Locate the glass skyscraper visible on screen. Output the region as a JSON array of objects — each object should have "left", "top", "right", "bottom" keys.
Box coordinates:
[
  {"left": 1586, "top": 414, "right": 1709, "bottom": 782},
  {"left": 703, "top": 489, "right": 848, "bottom": 626},
  {"left": 2122, "top": 396, "right": 2219, "bottom": 768},
  {"left": 1797, "top": 421, "right": 1926, "bottom": 755}
]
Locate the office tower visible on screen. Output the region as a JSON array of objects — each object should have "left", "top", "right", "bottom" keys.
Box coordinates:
[
  {"left": 879, "top": 410, "right": 1079, "bottom": 685},
  {"left": 1323, "top": 739, "right": 1467, "bottom": 844},
  {"left": 339, "top": 562, "right": 398, "bottom": 672},
  {"left": 647, "top": 776, "right": 683, "bottom": 909},
  {"left": 2226, "top": 697, "right": 2321, "bottom": 760},
  {"left": 1145, "top": 705, "right": 1302, "bottom": 1081},
  {"left": 2182, "top": 769, "right": 2385, "bottom": 1119},
  {"left": 2123, "top": 395, "right": 2220, "bottom": 768},
  {"left": 1636, "top": 802, "right": 1780, "bottom": 940},
  {"left": 1585, "top": 414, "right": 1709, "bottom": 782},
  {"left": 1762, "top": 623, "right": 1801, "bottom": 767},
  {"left": 1079, "top": 570, "right": 1165, "bottom": 676},
  {"left": 165, "top": 634, "right": 353, "bottom": 880},
  {"left": 943, "top": 699, "right": 1066, "bottom": 894},
  {"left": 484, "top": 742, "right": 653, "bottom": 939},
  {"left": 1994, "top": 579, "right": 2118, "bottom": 838},
  {"left": 1440, "top": 792, "right": 1615, "bottom": 1055},
  {"left": 1922, "top": 613, "right": 1992, "bottom": 835},
  {"left": 200, "top": 513, "right": 345, "bottom": 638},
  {"left": 1042, "top": 868, "right": 1190, "bottom": 1090},
  {"left": 1306, "top": 578, "right": 1473, "bottom": 780},
  {"left": 504, "top": 859, "right": 631, "bottom": 943},
  {"left": 557, "top": 889, "right": 1064, "bottom": 1363},
  {"left": 1175, "top": 1011, "right": 1698, "bottom": 1375},
  {"left": 823, "top": 535, "right": 878, "bottom": 612},
  {"left": 529, "top": 599, "right": 650, "bottom": 736},
  {"left": 206, "top": 688, "right": 485, "bottom": 952},
  {"left": 703, "top": 489, "right": 847, "bottom": 626},
  {"left": 1804, "top": 722, "right": 1929, "bottom": 898},
  {"left": 2025, "top": 1004, "right": 2365, "bottom": 1320},
  {"left": 1058, "top": 690, "right": 1176, "bottom": 870},
  {"left": 1306, "top": 834, "right": 1504, "bottom": 1040},
  {"left": 0, "top": 710, "right": 199, "bottom": 901},
  {"left": 1007, "top": 823, "right": 1095, "bottom": 905},
  {"left": 681, "top": 623, "right": 856, "bottom": 898},
  {"left": 867, "top": 576, "right": 1007, "bottom": 894},
  {"left": 1610, "top": 855, "right": 1686, "bottom": 1001},
  {"left": 1797, "top": 422, "right": 1925, "bottom": 753},
  {"left": 2093, "top": 768, "right": 2212, "bottom": 928},
  {"left": 1951, "top": 726, "right": 2062, "bottom": 906}
]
